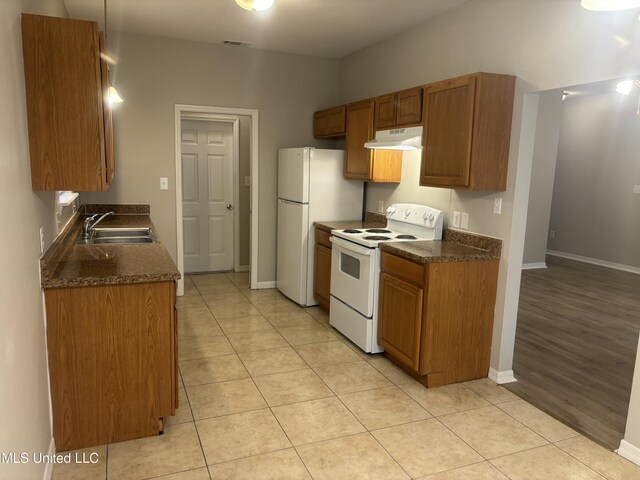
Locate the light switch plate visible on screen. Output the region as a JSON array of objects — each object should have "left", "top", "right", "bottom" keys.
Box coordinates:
[
  {"left": 634, "top": 185, "right": 640, "bottom": 194},
  {"left": 160, "top": 177, "right": 169, "bottom": 190},
  {"left": 39, "top": 226, "right": 44, "bottom": 255},
  {"left": 378, "top": 200, "right": 384, "bottom": 213},
  {"left": 452, "top": 211, "right": 461, "bottom": 228},
  {"left": 461, "top": 212, "right": 470, "bottom": 230},
  {"left": 245, "top": 176, "right": 251, "bottom": 187},
  {"left": 493, "top": 197, "right": 502, "bottom": 215}
]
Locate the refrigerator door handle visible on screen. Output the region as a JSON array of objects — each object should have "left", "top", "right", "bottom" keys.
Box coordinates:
[{"left": 279, "top": 198, "right": 304, "bottom": 206}]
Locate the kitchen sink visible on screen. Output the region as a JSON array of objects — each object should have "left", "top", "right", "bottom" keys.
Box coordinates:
[{"left": 77, "top": 227, "right": 158, "bottom": 245}]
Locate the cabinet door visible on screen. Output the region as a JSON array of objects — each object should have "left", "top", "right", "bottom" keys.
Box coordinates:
[
  {"left": 375, "top": 93, "right": 396, "bottom": 130},
  {"left": 313, "top": 110, "right": 329, "bottom": 138},
  {"left": 396, "top": 87, "right": 423, "bottom": 126},
  {"left": 378, "top": 272, "right": 424, "bottom": 372},
  {"left": 99, "top": 32, "right": 114, "bottom": 187},
  {"left": 420, "top": 75, "right": 476, "bottom": 187},
  {"left": 328, "top": 106, "right": 346, "bottom": 135},
  {"left": 314, "top": 243, "right": 332, "bottom": 310},
  {"left": 345, "top": 100, "right": 374, "bottom": 179}
]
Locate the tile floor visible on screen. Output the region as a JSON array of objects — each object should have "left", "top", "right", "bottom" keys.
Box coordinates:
[{"left": 52, "top": 272, "right": 640, "bottom": 480}]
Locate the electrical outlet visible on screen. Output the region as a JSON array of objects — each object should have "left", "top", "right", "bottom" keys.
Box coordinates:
[
  {"left": 550, "top": 230, "right": 556, "bottom": 239},
  {"left": 378, "top": 200, "right": 384, "bottom": 213},
  {"left": 159, "top": 177, "right": 169, "bottom": 190},
  {"left": 493, "top": 197, "right": 502, "bottom": 215},
  {"left": 39, "top": 226, "right": 44, "bottom": 255},
  {"left": 634, "top": 185, "right": 640, "bottom": 194},
  {"left": 452, "top": 211, "right": 461, "bottom": 228},
  {"left": 244, "top": 176, "right": 251, "bottom": 187},
  {"left": 461, "top": 212, "right": 470, "bottom": 230}
]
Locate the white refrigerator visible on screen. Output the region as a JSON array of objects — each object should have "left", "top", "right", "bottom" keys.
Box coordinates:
[{"left": 277, "top": 148, "right": 364, "bottom": 306}]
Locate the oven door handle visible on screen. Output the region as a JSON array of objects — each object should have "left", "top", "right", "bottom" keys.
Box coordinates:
[{"left": 330, "top": 235, "right": 375, "bottom": 257}]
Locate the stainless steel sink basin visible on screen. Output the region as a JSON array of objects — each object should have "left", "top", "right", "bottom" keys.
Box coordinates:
[{"left": 77, "top": 227, "right": 158, "bottom": 245}]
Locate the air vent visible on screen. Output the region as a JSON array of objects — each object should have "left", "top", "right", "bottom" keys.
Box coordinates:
[{"left": 223, "top": 40, "right": 249, "bottom": 46}]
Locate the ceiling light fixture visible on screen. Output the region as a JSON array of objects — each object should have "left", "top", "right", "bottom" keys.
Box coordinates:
[
  {"left": 235, "top": 0, "right": 275, "bottom": 12},
  {"left": 562, "top": 91, "right": 571, "bottom": 100},
  {"left": 616, "top": 80, "right": 634, "bottom": 95},
  {"left": 104, "top": 0, "right": 123, "bottom": 104},
  {"left": 581, "top": 0, "right": 640, "bottom": 11}
]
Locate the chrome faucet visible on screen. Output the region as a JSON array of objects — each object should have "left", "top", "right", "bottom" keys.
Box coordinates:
[{"left": 81, "top": 211, "right": 115, "bottom": 239}]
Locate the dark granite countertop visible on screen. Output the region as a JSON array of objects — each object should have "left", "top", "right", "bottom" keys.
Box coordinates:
[{"left": 41, "top": 206, "right": 180, "bottom": 289}]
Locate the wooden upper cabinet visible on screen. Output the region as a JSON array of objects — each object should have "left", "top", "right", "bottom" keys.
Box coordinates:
[
  {"left": 313, "top": 105, "right": 346, "bottom": 138},
  {"left": 375, "top": 87, "right": 423, "bottom": 130},
  {"left": 21, "top": 14, "right": 114, "bottom": 191},
  {"left": 420, "top": 72, "right": 515, "bottom": 191},
  {"left": 345, "top": 100, "right": 402, "bottom": 182}
]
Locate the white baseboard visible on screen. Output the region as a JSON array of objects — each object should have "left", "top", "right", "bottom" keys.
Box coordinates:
[
  {"left": 547, "top": 250, "right": 640, "bottom": 275},
  {"left": 617, "top": 439, "right": 640, "bottom": 466},
  {"left": 235, "top": 265, "right": 250, "bottom": 272},
  {"left": 43, "top": 437, "right": 55, "bottom": 480},
  {"left": 522, "top": 262, "right": 547, "bottom": 270},
  {"left": 256, "top": 281, "right": 276, "bottom": 289},
  {"left": 489, "top": 368, "right": 518, "bottom": 384}
]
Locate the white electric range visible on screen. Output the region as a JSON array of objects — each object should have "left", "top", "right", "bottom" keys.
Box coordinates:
[{"left": 329, "top": 203, "right": 444, "bottom": 353}]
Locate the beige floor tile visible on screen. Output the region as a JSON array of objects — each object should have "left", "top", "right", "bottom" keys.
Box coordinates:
[
  {"left": 180, "top": 354, "right": 248, "bottom": 386},
  {"left": 314, "top": 361, "right": 392, "bottom": 394},
  {"left": 498, "top": 400, "right": 579, "bottom": 442},
  {"left": 202, "top": 292, "right": 250, "bottom": 306},
  {"left": 339, "top": 386, "right": 431, "bottom": 430},
  {"left": 263, "top": 310, "right": 320, "bottom": 328},
  {"left": 372, "top": 419, "right": 483, "bottom": 478},
  {"left": 272, "top": 397, "right": 365, "bottom": 446},
  {"left": 177, "top": 306, "right": 215, "bottom": 322},
  {"left": 182, "top": 278, "right": 200, "bottom": 297},
  {"left": 197, "top": 409, "right": 291, "bottom": 465},
  {"left": 238, "top": 346, "right": 308, "bottom": 376},
  {"left": 277, "top": 324, "right": 337, "bottom": 346},
  {"left": 440, "top": 405, "right": 547, "bottom": 459},
  {"left": 52, "top": 445, "right": 107, "bottom": 480},
  {"left": 556, "top": 435, "right": 640, "bottom": 480},
  {"left": 216, "top": 315, "right": 273, "bottom": 335},
  {"left": 208, "top": 448, "right": 311, "bottom": 480},
  {"left": 367, "top": 356, "right": 415, "bottom": 385},
  {"left": 195, "top": 283, "right": 241, "bottom": 296},
  {"left": 209, "top": 302, "right": 260, "bottom": 319},
  {"left": 177, "top": 296, "right": 208, "bottom": 309},
  {"left": 147, "top": 467, "right": 211, "bottom": 479},
  {"left": 254, "top": 299, "right": 302, "bottom": 315},
  {"left": 294, "top": 340, "right": 362, "bottom": 367},
  {"left": 241, "top": 288, "right": 286, "bottom": 303},
  {"left": 179, "top": 316, "right": 224, "bottom": 338},
  {"left": 399, "top": 382, "right": 490, "bottom": 416},
  {"left": 253, "top": 369, "right": 334, "bottom": 406},
  {"left": 490, "top": 444, "right": 605, "bottom": 479},
  {"left": 225, "top": 271, "right": 249, "bottom": 286},
  {"left": 165, "top": 388, "right": 193, "bottom": 426},
  {"left": 191, "top": 274, "right": 233, "bottom": 287},
  {"left": 416, "top": 461, "right": 509, "bottom": 479},
  {"left": 107, "top": 423, "right": 205, "bottom": 480},
  {"left": 226, "top": 330, "right": 288, "bottom": 352},
  {"left": 464, "top": 378, "right": 520, "bottom": 404},
  {"left": 306, "top": 306, "right": 329, "bottom": 324},
  {"left": 179, "top": 335, "right": 235, "bottom": 361},
  {"left": 296, "top": 432, "right": 409, "bottom": 480},
  {"left": 187, "top": 378, "right": 266, "bottom": 419}
]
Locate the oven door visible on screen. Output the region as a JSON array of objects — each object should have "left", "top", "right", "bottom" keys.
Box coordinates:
[{"left": 330, "top": 236, "right": 377, "bottom": 317}]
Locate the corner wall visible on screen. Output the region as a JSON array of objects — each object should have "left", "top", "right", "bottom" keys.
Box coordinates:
[{"left": 0, "top": 1, "right": 69, "bottom": 479}]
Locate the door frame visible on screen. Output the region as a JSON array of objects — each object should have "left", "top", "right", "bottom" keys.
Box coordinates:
[{"left": 174, "top": 105, "right": 259, "bottom": 295}]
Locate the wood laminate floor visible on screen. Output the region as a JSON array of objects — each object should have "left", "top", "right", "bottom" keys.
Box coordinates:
[{"left": 506, "top": 255, "right": 640, "bottom": 450}]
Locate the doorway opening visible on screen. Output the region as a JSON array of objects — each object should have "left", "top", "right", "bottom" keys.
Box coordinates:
[{"left": 174, "top": 105, "right": 259, "bottom": 295}]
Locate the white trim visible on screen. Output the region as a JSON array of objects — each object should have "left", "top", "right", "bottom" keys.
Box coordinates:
[
  {"left": 618, "top": 440, "right": 640, "bottom": 466},
  {"left": 236, "top": 265, "right": 250, "bottom": 272},
  {"left": 489, "top": 368, "right": 518, "bottom": 384},
  {"left": 521, "top": 262, "right": 547, "bottom": 270},
  {"left": 175, "top": 104, "right": 260, "bottom": 295},
  {"left": 42, "top": 437, "right": 55, "bottom": 480},
  {"left": 256, "top": 281, "right": 276, "bottom": 289},
  {"left": 547, "top": 250, "right": 640, "bottom": 275}
]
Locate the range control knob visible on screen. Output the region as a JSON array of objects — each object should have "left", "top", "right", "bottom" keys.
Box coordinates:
[
  {"left": 386, "top": 206, "right": 396, "bottom": 215},
  {"left": 404, "top": 209, "right": 412, "bottom": 218}
]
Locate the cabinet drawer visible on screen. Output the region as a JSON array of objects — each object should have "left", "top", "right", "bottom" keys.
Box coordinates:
[
  {"left": 380, "top": 252, "right": 424, "bottom": 286},
  {"left": 315, "top": 228, "right": 332, "bottom": 248}
]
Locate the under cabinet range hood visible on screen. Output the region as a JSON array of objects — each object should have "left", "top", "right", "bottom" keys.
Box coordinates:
[{"left": 364, "top": 126, "right": 423, "bottom": 151}]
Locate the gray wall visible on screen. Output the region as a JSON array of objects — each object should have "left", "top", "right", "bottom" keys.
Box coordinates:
[
  {"left": 548, "top": 89, "right": 640, "bottom": 268},
  {"left": 338, "top": 0, "right": 640, "bottom": 378},
  {"left": 83, "top": 32, "right": 341, "bottom": 283},
  {"left": 0, "top": 1, "right": 69, "bottom": 478},
  {"left": 523, "top": 90, "right": 563, "bottom": 265}
]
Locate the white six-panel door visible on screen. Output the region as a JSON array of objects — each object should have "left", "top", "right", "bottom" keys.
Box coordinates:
[{"left": 181, "top": 120, "right": 234, "bottom": 273}]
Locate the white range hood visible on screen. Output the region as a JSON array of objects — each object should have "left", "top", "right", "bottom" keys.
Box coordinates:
[{"left": 364, "top": 126, "right": 423, "bottom": 151}]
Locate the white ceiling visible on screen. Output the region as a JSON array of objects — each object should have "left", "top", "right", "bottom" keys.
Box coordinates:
[{"left": 63, "top": 0, "right": 469, "bottom": 58}]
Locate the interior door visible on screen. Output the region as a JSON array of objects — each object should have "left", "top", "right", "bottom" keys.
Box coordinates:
[{"left": 181, "top": 120, "right": 234, "bottom": 273}]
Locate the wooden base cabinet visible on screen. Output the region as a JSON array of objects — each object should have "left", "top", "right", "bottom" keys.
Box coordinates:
[
  {"left": 45, "top": 281, "right": 177, "bottom": 451},
  {"left": 314, "top": 228, "right": 332, "bottom": 311},
  {"left": 378, "top": 252, "right": 499, "bottom": 388}
]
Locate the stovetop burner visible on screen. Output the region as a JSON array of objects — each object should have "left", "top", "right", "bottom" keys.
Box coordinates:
[
  {"left": 342, "top": 229, "right": 362, "bottom": 234},
  {"left": 365, "top": 228, "right": 392, "bottom": 234},
  {"left": 363, "top": 235, "right": 392, "bottom": 241},
  {"left": 396, "top": 234, "right": 417, "bottom": 240}
]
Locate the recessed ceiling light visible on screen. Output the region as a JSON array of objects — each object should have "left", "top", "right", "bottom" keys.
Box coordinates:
[
  {"left": 616, "top": 80, "right": 634, "bottom": 95},
  {"left": 581, "top": 0, "right": 640, "bottom": 11},
  {"left": 235, "top": 0, "right": 275, "bottom": 12}
]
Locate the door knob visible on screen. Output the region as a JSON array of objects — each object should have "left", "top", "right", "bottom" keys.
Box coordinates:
[{"left": 226, "top": 204, "right": 233, "bottom": 211}]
